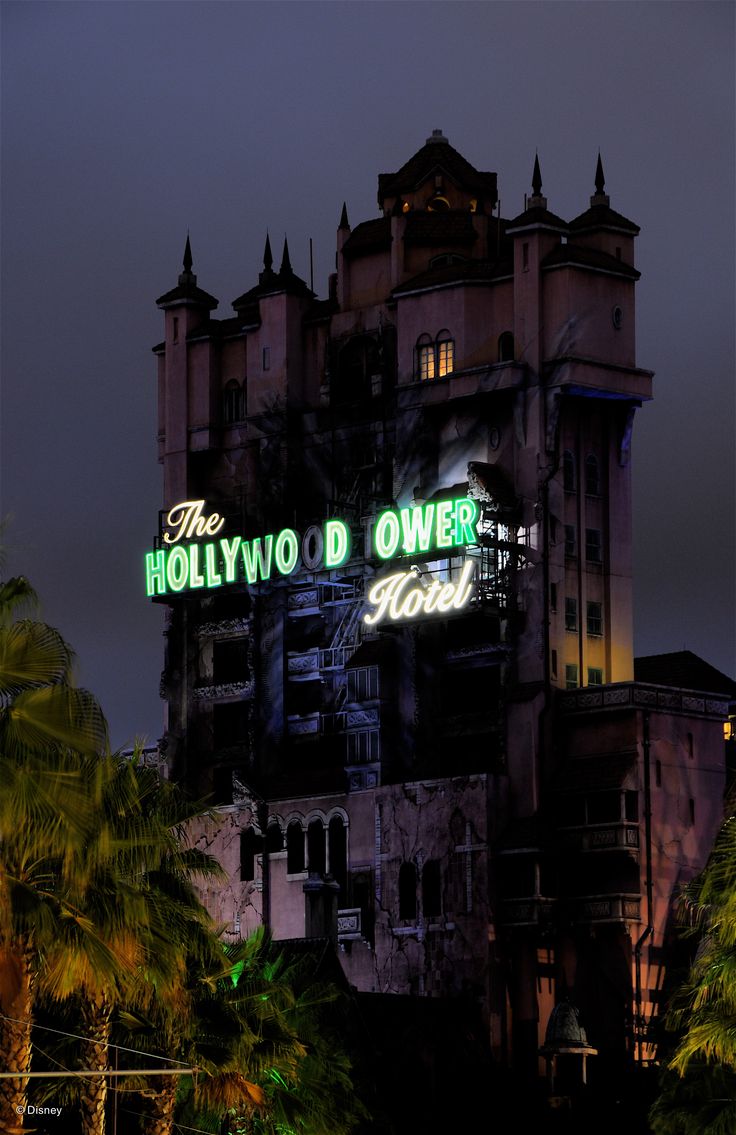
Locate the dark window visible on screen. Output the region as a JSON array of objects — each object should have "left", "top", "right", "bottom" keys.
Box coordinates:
[
  {"left": 687, "top": 732, "right": 694, "bottom": 759},
  {"left": 328, "top": 815, "right": 347, "bottom": 896},
  {"left": 213, "top": 639, "right": 249, "bottom": 684},
  {"left": 586, "top": 602, "right": 602, "bottom": 637},
  {"left": 587, "top": 791, "right": 620, "bottom": 824},
  {"left": 286, "top": 821, "right": 305, "bottom": 873},
  {"left": 522, "top": 242, "right": 529, "bottom": 271},
  {"left": 551, "top": 649, "right": 558, "bottom": 679},
  {"left": 689, "top": 798, "right": 696, "bottom": 825},
  {"left": 550, "top": 583, "right": 557, "bottom": 611},
  {"left": 213, "top": 702, "right": 248, "bottom": 750},
  {"left": 625, "top": 791, "right": 639, "bottom": 822},
  {"left": 307, "top": 819, "right": 326, "bottom": 875},
  {"left": 422, "top": 860, "right": 442, "bottom": 918},
  {"left": 585, "top": 454, "right": 600, "bottom": 496},
  {"left": 262, "top": 346, "right": 270, "bottom": 370},
  {"left": 266, "top": 822, "right": 283, "bottom": 853},
  {"left": 346, "top": 730, "right": 380, "bottom": 764},
  {"left": 565, "top": 664, "right": 578, "bottom": 690},
  {"left": 399, "top": 862, "right": 417, "bottom": 921},
  {"left": 240, "top": 827, "right": 262, "bottom": 882},
  {"left": 336, "top": 335, "right": 380, "bottom": 403},
  {"left": 563, "top": 450, "right": 576, "bottom": 492},
  {"left": 565, "top": 597, "right": 577, "bottom": 632},
  {"left": 564, "top": 525, "right": 576, "bottom": 558},
  {"left": 587, "top": 667, "right": 603, "bottom": 686},
  {"left": 212, "top": 766, "right": 233, "bottom": 805},
  {"left": 172, "top": 316, "right": 179, "bottom": 343},
  {"left": 223, "top": 380, "right": 246, "bottom": 424},
  {"left": 586, "top": 529, "right": 602, "bottom": 563},
  {"left": 347, "top": 667, "right": 379, "bottom": 702},
  {"left": 655, "top": 760, "right": 662, "bottom": 787},
  {"left": 498, "top": 331, "right": 515, "bottom": 362}
]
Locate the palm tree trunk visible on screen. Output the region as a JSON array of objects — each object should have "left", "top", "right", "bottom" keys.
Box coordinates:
[
  {"left": 0, "top": 937, "right": 34, "bottom": 1134},
  {"left": 78, "top": 995, "right": 112, "bottom": 1135},
  {"left": 143, "top": 1077, "right": 178, "bottom": 1135}
]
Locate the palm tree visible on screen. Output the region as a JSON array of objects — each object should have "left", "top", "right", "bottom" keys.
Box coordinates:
[
  {"left": 0, "top": 575, "right": 108, "bottom": 1132},
  {"left": 650, "top": 813, "right": 736, "bottom": 1135}
]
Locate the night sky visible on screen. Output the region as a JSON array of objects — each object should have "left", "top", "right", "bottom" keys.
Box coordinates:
[{"left": 1, "top": 1, "right": 734, "bottom": 749}]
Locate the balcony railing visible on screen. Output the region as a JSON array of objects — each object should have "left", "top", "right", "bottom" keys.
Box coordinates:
[
  {"left": 570, "top": 893, "right": 641, "bottom": 924},
  {"left": 557, "top": 822, "right": 639, "bottom": 853},
  {"left": 500, "top": 896, "right": 555, "bottom": 927},
  {"left": 337, "top": 907, "right": 363, "bottom": 941}
]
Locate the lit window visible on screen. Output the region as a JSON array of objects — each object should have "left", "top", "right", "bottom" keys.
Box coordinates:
[
  {"left": 585, "top": 529, "right": 602, "bottom": 564},
  {"left": 564, "top": 525, "right": 576, "bottom": 558},
  {"left": 415, "top": 331, "right": 455, "bottom": 380},
  {"left": 565, "top": 597, "right": 577, "bottom": 632},
  {"left": 585, "top": 455, "right": 600, "bottom": 496},
  {"left": 563, "top": 451, "right": 576, "bottom": 492},
  {"left": 586, "top": 602, "right": 602, "bottom": 636},
  {"left": 565, "top": 664, "right": 579, "bottom": 690},
  {"left": 587, "top": 667, "right": 603, "bottom": 686}
]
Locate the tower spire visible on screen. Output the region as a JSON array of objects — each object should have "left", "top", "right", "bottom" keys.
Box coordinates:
[
  {"left": 280, "top": 236, "right": 293, "bottom": 275},
  {"left": 591, "top": 152, "right": 610, "bottom": 206},
  {"left": 263, "top": 232, "right": 273, "bottom": 273},
  {"left": 532, "top": 153, "right": 543, "bottom": 198},
  {"left": 339, "top": 201, "right": 350, "bottom": 230},
  {"left": 183, "top": 233, "right": 193, "bottom": 274}
]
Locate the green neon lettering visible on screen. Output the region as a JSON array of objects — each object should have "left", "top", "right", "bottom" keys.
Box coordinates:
[
  {"left": 145, "top": 550, "right": 167, "bottom": 597},
  {"left": 454, "top": 498, "right": 479, "bottom": 545},
  {"left": 204, "top": 543, "right": 223, "bottom": 587},
  {"left": 374, "top": 510, "right": 401, "bottom": 560},
  {"left": 166, "top": 546, "right": 189, "bottom": 592},
  {"left": 274, "top": 529, "right": 299, "bottom": 575},
  {"left": 400, "top": 503, "right": 435, "bottom": 555},
  {"left": 435, "top": 501, "right": 454, "bottom": 548},
  {"left": 188, "top": 544, "right": 205, "bottom": 588},
  {"left": 241, "top": 535, "right": 273, "bottom": 583},
  {"left": 324, "top": 519, "right": 351, "bottom": 567},
  {"left": 220, "top": 537, "right": 241, "bottom": 583}
]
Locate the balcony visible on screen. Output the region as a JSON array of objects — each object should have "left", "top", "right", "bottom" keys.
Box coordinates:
[
  {"left": 557, "top": 822, "right": 639, "bottom": 854},
  {"left": 337, "top": 907, "right": 363, "bottom": 942},
  {"left": 570, "top": 893, "right": 641, "bottom": 924},
  {"left": 500, "top": 896, "right": 555, "bottom": 927}
]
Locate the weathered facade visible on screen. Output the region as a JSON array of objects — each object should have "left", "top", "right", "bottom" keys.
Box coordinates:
[{"left": 150, "top": 132, "right": 731, "bottom": 1101}]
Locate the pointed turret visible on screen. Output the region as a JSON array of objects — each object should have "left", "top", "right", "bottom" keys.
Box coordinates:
[
  {"left": 156, "top": 234, "right": 217, "bottom": 311},
  {"left": 263, "top": 232, "right": 273, "bottom": 273},
  {"left": 339, "top": 202, "right": 350, "bottom": 231},
  {"left": 531, "top": 153, "right": 543, "bottom": 198},
  {"left": 591, "top": 153, "right": 610, "bottom": 207},
  {"left": 280, "top": 237, "right": 293, "bottom": 276}
]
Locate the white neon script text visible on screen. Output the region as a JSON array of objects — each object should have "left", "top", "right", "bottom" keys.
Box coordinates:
[
  {"left": 164, "top": 500, "right": 225, "bottom": 544},
  {"left": 364, "top": 560, "right": 475, "bottom": 625}
]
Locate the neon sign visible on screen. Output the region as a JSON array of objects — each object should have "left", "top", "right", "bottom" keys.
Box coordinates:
[
  {"left": 364, "top": 559, "right": 476, "bottom": 625},
  {"left": 145, "top": 497, "right": 478, "bottom": 597}
]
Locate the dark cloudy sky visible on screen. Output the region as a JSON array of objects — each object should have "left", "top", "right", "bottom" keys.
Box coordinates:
[{"left": 1, "top": 0, "right": 734, "bottom": 748}]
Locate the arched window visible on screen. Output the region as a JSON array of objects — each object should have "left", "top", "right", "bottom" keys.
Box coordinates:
[
  {"left": 286, "top": 821, "right": 305, "bottom": 874},
  {"left": 307, "top": 818, "right": 326, "bottom": 876},
  {"left": 328, "top": 815, "right": 347, "bottom": 897},
  {"left": 223, "top": 380, "right": 245, "bottom": 424},
  {"left": 399, "top": 861, "right": 417, "bottom": 921},
  {"left": 436, "top": 329, "right": 454, "bottom": 377},
  {"left": 422, "top": 860, "right": 442, "bottom": 918},
  {"left": 416, "top": 333, "right": 435, "bottom": 381},
  {"left": 498, "top": 331, "right": 515, "bottom": 362},
  {"left": 563, "top": 450, "right": 576, "bottom": 493},
  {"left": 415, "top": 331, "right": 455, "bottom": 381},
  {"left": 585, "top": 454, "right": 600, "bottom": 496}
]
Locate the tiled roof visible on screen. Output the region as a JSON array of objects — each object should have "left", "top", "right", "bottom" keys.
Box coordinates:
[
  {"left": 155, "top": 280, "right": 218, "bottom": 309},
  {"left": 403, "top": 210, "right": 477, "bottom": 248},
  {"left": 542, "top": 243, "right": 640, "bottom": 279},
  {"left": 341, "top": 216, "right": 391, "bottom": 258},
  {"left": 634, "top": 651, "right": 736, "bottom": 697},
  {"left": 392, "top": 257, "right": 512, "bottom": 296},
  {"left": 378, "top": 140, "right": 497, "bottom": 204},
  {"left": 569, "top": 203, "right": 639, "bottom": 234},
  {"left": 185, "top": 316, "right": 247, "bottom": 341},
  {"left": 506, "top": 205, "right": 568, "bottom": 232}
]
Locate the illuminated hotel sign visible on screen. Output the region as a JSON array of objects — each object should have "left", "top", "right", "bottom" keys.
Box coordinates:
[{"left": 145, "top": 497, "right": 479, "bottom": 617}]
